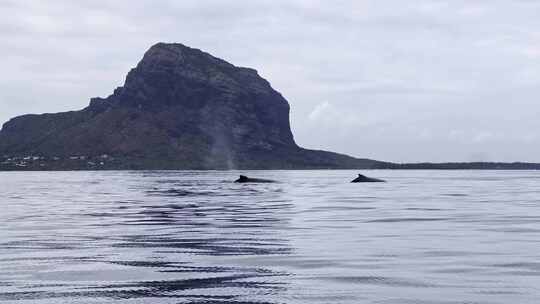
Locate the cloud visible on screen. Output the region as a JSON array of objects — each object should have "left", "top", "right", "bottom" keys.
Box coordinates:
[
  {"left": 1, "top": 0, "right": 540, "bottom": 162},
  {"left": 308, "top": 101, "right": 333, "bottom": 122}
]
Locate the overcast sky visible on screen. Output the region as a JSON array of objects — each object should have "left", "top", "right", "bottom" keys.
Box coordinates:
[{"left": 1, "top": 0, "right": 540, "bottom": 162}]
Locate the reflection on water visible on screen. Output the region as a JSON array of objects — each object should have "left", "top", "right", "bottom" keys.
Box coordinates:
[{"left": 1, "top": 170, "right": 540, "bottom": 303}]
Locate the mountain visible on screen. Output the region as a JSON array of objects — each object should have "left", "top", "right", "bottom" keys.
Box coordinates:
[{"left": 0, "top": 43, "right": 385, "bottom": 170}]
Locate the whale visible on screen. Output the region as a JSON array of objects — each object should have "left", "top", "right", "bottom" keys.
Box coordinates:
[
  {"left": 351, "top": 174, "right": 386, "bottom": 183},
  {"left": 234, "top": 175, "right": 276, "bottom": 183}
]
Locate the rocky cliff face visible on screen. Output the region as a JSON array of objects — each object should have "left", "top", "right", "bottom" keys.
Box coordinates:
[{"left": 0, "top": 43, "right": 383, "bottom": 170}]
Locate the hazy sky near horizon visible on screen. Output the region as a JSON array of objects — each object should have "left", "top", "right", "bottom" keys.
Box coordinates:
[{"left": 1, "top": 0, "right": 540, "bottom": 162}]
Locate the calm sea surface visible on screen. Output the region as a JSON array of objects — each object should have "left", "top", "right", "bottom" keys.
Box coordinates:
[{"left": 1, "top": 170, "right": 539, "bottom": 303}]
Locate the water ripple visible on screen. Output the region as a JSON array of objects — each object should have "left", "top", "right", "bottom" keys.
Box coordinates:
[{"left": 1, "top": 170, "right": 540, "bottom": 303}]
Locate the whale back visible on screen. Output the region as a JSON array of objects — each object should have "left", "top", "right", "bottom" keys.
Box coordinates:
[
  {"left": 236, "top": 175, "right": 249, "bottom": 183},
  {"left": 352, "top": 173, "right": 385, "bottom": 183}
]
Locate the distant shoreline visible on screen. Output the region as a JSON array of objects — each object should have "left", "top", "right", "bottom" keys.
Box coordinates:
[
  {"left": 374, "top": 162, "right": 540, "bottom": 170},
  {"left": 1, "top": 163, "right": 540, "bottom": 171},
  {"left": 2, "top": 154, "right": 540, "bottom": 171}
]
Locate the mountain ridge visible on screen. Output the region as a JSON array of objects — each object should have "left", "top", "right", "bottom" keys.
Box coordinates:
[{"left": 0, "top": 43, "right": 385, "bottom": 170}]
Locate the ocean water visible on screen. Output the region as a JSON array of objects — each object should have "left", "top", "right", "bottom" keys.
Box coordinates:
[{"left": 1, "top": 170, "right": 539, "bottom": 304}]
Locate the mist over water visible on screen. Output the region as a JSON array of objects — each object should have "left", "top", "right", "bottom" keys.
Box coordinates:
[{"left": 1, "top": 170, "right": 540, "bottom": 303}]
